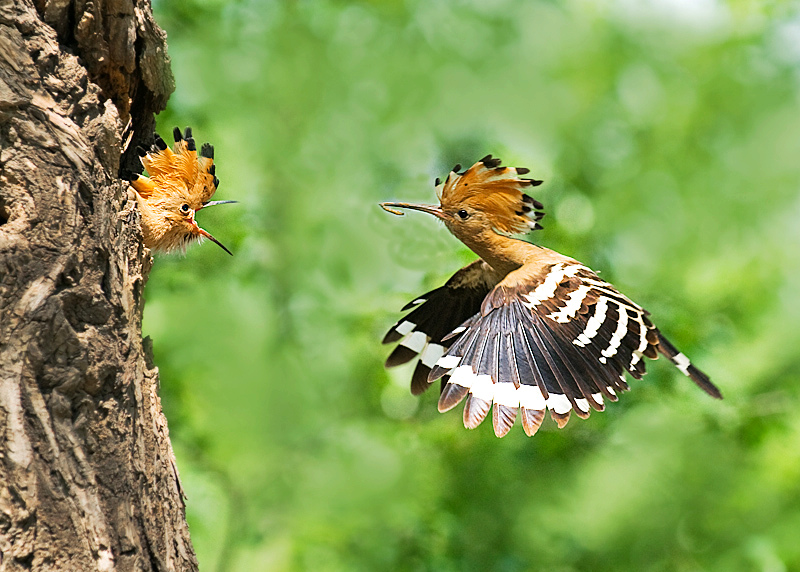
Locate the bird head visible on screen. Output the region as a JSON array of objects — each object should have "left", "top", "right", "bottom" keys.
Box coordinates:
[
  {"left": 129, "top": 127, "right": 236, "bottom": 255},
  {"left": 380, "top": 155, "right": 545, "bottom": 242}
]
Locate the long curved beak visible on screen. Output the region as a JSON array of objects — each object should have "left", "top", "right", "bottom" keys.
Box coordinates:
[
  {"left": 199, "top": 200, "right": 238, "bottom": 210},
  {"left": 380, "top": 202, "right": 445, "bottom": 220},
  {"left": 197, "top": 227, "right": 233, "bottom": 256},
  {"left": 193, "top": 201, "right": 235, "bottom": 254}
]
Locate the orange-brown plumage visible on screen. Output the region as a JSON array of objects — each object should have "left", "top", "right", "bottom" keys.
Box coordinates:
[
  {"left": 381, "top": 155, "right": 720, "bottom": 438},
  {"left": 437, "top": 156, "right": 544, "bottom": 235},
  {"left": 128, "top": 127, "right": 234, "bottom": 255}
]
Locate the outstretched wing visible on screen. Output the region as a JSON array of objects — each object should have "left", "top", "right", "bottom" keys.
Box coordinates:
[
  {"left": 429, "top": 261, "right": 721, "bottom": 437},
  {"left": 383, "top": 260, "right": 502, "bottom": 395}
]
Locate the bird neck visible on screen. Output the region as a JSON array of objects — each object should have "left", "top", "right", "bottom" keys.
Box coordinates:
[{"left": 454, "top": 227, "right": 538, "bottom": 276}]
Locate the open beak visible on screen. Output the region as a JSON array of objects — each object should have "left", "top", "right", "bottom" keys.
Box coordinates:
[
  {"left": 199, "top": 200, "right": 238, "bottom": 210},
  {"left": 379, "top": 202, "right": 445, "bottom": 220},
  {"left": 197, "top": 227, "right": 233, "bottom": 256},
  {"left": 194, "top": 201, "right": 236, "bottom": 254}
]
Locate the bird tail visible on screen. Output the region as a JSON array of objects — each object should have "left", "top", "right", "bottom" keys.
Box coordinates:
[{"left": 656, "top": 332, "right": 722, "bottom": 399}]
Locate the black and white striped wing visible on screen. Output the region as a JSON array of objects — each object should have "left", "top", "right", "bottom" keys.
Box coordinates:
[
  {"left": 383, "top": 260, "right": 501, "bottom": 395},
  {"left": 428, "top": 262, "right": 721, "bottom": 437}
]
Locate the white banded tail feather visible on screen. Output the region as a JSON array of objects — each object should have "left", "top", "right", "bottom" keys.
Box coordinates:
[{"left": 655, "top": 331, "right": 722, "bottom": 399}]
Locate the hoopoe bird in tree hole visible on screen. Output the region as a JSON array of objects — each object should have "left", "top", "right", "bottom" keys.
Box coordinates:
[
  {"left": 127, "top": 127, "right": 235, "bottom": 255},
  {"left": 381, "top": 156, "right": 722, "bottom": 438}
]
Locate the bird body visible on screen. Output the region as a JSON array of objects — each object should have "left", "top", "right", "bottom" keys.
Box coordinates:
[
  {"left": 381, "top": 156, "right": 721, "bottom": 438},
  {"left": 128, "top": 127, "right": 234, "bottom": 255}
]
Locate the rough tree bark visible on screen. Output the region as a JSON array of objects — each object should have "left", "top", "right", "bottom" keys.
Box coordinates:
[{"left": 0, "top": 0, "right": 198, "bottom": 570}]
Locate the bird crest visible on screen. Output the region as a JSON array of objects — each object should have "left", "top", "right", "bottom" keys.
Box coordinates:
[
  {"left": 436, "top": 155, "right": 545, "bottom": 234},
  {"left": 132, "top": 127, "right": 219, "bottom": 208},
  {"left": 128, "top": 127, "right": 235, "bottom": 255}
]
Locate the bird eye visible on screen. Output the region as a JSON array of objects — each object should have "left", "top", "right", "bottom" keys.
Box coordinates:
[
  {"left": 180, "top": 203, "right": 190, "bottom": 215},
  {"left": 457, "top": 209, "right": 470, "bottom": 220}
]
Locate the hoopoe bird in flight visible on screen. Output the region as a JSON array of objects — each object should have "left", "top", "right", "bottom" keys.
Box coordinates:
[
  {"left": 127, "top": 127, "right": 235, "bottom": 255},
  {"left": 381, "top": 156, "right": 721, "bottom": 438}
]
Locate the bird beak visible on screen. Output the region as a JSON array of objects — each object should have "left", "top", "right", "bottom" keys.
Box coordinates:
[
  {"left": 193, "top": 201, "right": 235, "bottom": 254},
  {"left": 199, "top": 200, "right": 238, "bottom": 210},
  {"left": 380, "top": 202, "right": 445, "bottom": 220},
  {"left": 197, "top": 227, "right": 233, "bottom": 256}
]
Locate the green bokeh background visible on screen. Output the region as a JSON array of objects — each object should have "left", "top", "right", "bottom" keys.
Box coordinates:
[{"left": 145, "top": 1, "right": 800, "bottom": 570}]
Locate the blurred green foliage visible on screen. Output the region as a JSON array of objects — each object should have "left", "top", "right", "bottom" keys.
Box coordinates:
[{"left": 145, "top": 0, "right": 800, "bottom": 570}]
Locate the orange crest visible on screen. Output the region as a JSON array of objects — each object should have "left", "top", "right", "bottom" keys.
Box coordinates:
[
  {"left": 127, "top": 127, "right": 234, "bottom": 255},
  {"left": 131, "top": 127, "right": 219, "bottom": 208},
  {"left": 437, "top": 155, "right": 544, "bottom": 234}
]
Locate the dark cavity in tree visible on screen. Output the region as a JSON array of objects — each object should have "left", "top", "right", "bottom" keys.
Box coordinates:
[{"left": 0, "top": 195, "right": 9, "bottom": 225}]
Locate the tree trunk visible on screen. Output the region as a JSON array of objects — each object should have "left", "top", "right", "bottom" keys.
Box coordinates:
[{"left": 0, "top": 0, "right": 197, "bottom": 570}]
